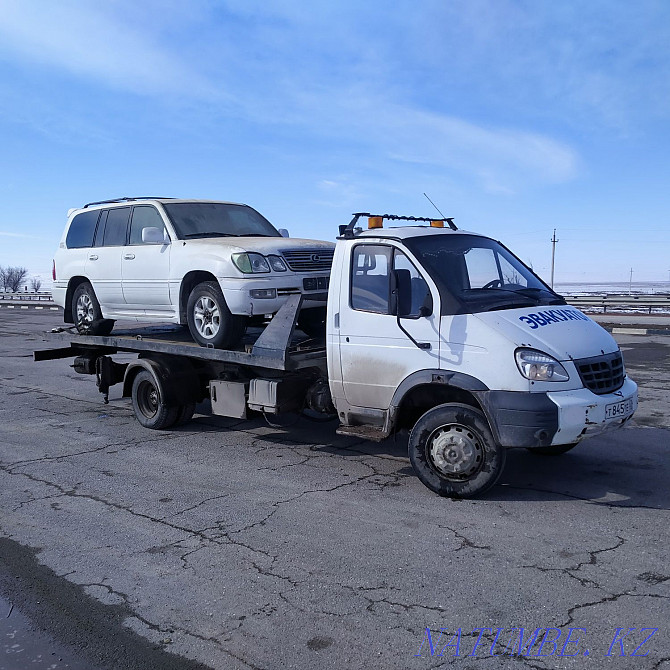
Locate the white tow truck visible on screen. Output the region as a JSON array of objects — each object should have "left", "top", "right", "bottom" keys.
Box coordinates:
[{"left": 36, "top": 213, "right": 638, "bottom": 498}]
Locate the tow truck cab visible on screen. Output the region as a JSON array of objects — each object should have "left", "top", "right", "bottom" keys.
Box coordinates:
[{"left": 326, "top": 215, "right": 637, "bottom": 496}]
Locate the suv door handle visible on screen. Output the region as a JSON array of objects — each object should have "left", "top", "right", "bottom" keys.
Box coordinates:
[
  {"left": 123, "top": 253, "right": 136, "bottom": 260},
  {"left": 88, "top": 254, "right": 98, "bottom": 261}
]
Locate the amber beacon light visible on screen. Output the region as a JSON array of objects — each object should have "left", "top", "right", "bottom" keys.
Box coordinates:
[
  {"left": 368, "top": 216, "right": 383, "bottom": 229},
  {"left": 430, "top": 220, "right": 444, "bottom": 228}
]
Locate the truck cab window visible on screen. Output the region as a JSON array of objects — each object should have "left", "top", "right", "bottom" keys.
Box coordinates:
[{"left": 351, "top": 245, "right": 392, "bottom": 313}]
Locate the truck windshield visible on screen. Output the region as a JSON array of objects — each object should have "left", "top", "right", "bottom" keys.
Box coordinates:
[
  {"left": 404, "top": 233, "right": 565, "bottom": 315},
  {"left": 163, "top": 203, "right": 281, "bottom": 239}
]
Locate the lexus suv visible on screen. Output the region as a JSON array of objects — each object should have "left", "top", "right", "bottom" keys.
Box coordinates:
[{"left": 52, "top": 198, "right": 335, "bottom": 348}]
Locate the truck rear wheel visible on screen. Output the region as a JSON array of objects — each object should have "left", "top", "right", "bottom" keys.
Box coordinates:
[
  {"left": 174, "top": 402, "right": 196, "bottom": 427},
  {"left": 408, "top": 403, "right": 505, "bottom": 498},
  {"left": 187, "top": 281, "right": 246, "bottom": 349},
  {"left": 131, "top": 370, "right": 179, "bottom": 429}
]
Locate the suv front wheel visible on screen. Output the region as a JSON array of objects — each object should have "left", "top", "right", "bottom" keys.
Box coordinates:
[
  {"left": 72, "top": 282, "right": 114, "bottom": 336},
  {"left": 186, "top": 281, "right": 246, "bottom": 349}
]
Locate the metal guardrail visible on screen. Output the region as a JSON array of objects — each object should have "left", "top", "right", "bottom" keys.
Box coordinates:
[
  {"left": 0, "top": 291, "right": 53, "bottom": 301},
  {"left": 1, "top": 290, "right": 668, "bottom": 313},
  {"left": 564, "top": 294, "right": 670, "bottom": 314}
]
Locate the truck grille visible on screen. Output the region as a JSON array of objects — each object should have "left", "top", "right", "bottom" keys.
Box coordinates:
[
  {"left": 281, "top": 249, "right": 334, "bottom": 272},
  {"left": 575, "top": 351, "right": 625, "bottom": 395}
]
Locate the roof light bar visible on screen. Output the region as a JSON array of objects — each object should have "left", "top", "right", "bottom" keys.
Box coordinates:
[{"left": 339, "top": 212, "right": 457, "bottom": 238}]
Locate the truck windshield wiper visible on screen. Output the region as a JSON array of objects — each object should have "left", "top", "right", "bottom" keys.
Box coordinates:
[
  {"left": 486, "top": 301, "right": 537, "bottom": 311},
  {"left": 183, "top": 232, "right": 235, "bottom": 239}
]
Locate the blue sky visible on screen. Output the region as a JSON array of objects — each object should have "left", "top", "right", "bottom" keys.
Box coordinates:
[{"left": 0, "top": 0, "right": 669, "bottom": 284}]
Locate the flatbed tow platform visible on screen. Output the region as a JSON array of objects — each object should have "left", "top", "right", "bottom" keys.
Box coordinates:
[{"left": 34, "top": 295, "right": 327, "bottom": 372}]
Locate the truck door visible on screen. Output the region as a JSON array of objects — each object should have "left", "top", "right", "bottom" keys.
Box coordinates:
[{"left": 338, "top": 243, "right": 440, "bottom": 409}]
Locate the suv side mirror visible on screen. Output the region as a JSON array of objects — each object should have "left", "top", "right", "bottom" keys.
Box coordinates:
[
  {"left": 278, "top": 228, "right": 289, "bottom": 238},
  {"left": 142, "top": 227, "right": 166, "bottom": 244}
]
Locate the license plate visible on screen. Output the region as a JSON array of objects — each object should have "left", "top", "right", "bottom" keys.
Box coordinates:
[{"left": 605, "top": 397, "right": 635, "bottom": 419}]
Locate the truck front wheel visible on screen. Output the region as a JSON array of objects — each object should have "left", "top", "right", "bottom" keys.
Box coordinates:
[{"left": 408, "top": 403, "right": 505, "bottom": 498}]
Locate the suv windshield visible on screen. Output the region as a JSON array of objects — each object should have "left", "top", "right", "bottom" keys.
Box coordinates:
[
  {"left": 404, "top": 233, "right": 565, "bottom": 315},
  {"left": 163, "top": 202, "right": 281, "bottom": 239}
]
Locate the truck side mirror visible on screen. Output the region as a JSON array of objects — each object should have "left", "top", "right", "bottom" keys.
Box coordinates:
[
  {"left": 392, "top": 269, "right": 413, "bottom": 317},
  {"left": 278, "top": 228, "right": 290, "bottom": 238}
]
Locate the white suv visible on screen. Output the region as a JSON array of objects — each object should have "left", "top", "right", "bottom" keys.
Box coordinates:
[{"left": 52, "top": 198, "right": 334, "bottom": 348}]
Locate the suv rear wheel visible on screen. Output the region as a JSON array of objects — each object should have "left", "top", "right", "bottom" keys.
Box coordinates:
[
  {"left": 72, "top": 282, "right": 114, "bottom": 336},
  {"left": 186, "top": 281, "right": 246, "bottom": 348}
]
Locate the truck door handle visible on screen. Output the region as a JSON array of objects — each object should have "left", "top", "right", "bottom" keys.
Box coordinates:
[
  {"left": 88, "top": 254, "right": 98, "bottom": 261},
  {"left": 123, "top": 253, "right": 136, "bottom": 260}
]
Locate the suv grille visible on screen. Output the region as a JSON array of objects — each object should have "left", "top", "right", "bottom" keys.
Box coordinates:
[
  {"left": 575, "top": 351, "right": 625, "bottom": 395},
  {"left": 281, "top": 249, "right": 334, "bottom": 272}
]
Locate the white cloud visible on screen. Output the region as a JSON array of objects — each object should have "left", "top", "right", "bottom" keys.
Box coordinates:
[{"left": 0, "top": 0, "right": 218, "bottom": 98}]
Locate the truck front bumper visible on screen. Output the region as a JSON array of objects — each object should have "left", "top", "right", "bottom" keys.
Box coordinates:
[{"left": 479, "top": 377, "right": 638, "bottom": 448}]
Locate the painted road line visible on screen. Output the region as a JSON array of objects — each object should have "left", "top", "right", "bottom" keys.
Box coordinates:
[{"left": 20, "top": 306, "right": 28, "bottom": 309}]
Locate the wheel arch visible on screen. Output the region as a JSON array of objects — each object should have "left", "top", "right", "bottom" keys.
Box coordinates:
[
  {"left": 386, "top": 369, "right": 490, "bottom": 434},
  {"left": 64, "top": 275, "right": 90, "bottom": 323},
  {"left": 122, "top": 355, "right": 202, "bottom": 406},
  {"left": 179, "top": 271, "right": 218, "bottom": 325}
]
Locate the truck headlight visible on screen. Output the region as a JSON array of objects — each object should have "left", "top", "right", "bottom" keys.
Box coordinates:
[
  {"left": 515, "top": 348, "right": 570, "bottom": 382},
  {"left": 232, "top": 253, "right": 270, "bottom": 274}
]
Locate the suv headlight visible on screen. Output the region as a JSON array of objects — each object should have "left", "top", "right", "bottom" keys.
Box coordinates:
[
  {"left": 515, "top": 348, "right": 570, "bottom": 382},
  {"left": 232, "top": 252, "right": 270, "bottom": 274}
]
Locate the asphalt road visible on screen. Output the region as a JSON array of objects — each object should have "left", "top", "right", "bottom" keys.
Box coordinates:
[{"left": 1, "top": 310, "right": 668, "bottom": 670}]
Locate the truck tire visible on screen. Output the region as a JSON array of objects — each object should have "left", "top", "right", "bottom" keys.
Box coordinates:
[
  {"left": 131, "top": 370, "right": 179, "bottom": 430},
  {"left": 297, "top": 306, "right": 327, "bottom": 338},
  {"left": 527, "top": 443, "right": 578, "bottom": 455},
  {"left": 72, "top": 282, "right": 114, "bottom": 336},
  {"left": 408, "top": 403, "right": 505, "bottom": 498},
  {"left": 187, "top": 281, "right": 246, "bottom": 349},
  {"left": 174, "top": 402, "right": 196, "bottom": 427}
]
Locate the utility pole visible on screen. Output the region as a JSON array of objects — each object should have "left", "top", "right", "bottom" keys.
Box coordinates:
[
  {"left": 550, "top": 229, "right": 558, "bottom": 289},
  {"left": 629, "top": 268, "right": 633, "bottom": 294}
]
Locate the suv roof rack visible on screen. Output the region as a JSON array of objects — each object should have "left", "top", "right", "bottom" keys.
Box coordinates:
[
  {"left": 338, "top": 212, "right": 457, "bottom": 239},
  {"left": 83, "top": 197, "right": 176, "bottom": 208}
]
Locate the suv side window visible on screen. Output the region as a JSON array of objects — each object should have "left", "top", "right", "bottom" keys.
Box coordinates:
[
  {"left": 351, "top": 245, "right": 392, "bottom": 314},
  {"left": 129, "top": 206, "right": 167, "bottom": 245},
  {"left": 99, "top": 207, "right": 131, "bottom": 247},
  {"left": 66, "top": 210, "right": 100, "bottom": 248}
]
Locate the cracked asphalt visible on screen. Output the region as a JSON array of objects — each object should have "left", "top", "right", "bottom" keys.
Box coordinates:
[{"left": 1, "top": 311, "right": 669, "bottom": 669}]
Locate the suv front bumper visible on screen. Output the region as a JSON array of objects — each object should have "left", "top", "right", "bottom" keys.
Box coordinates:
[{"left": 218, "top": 274, "right": 329, "bottom": 316}]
